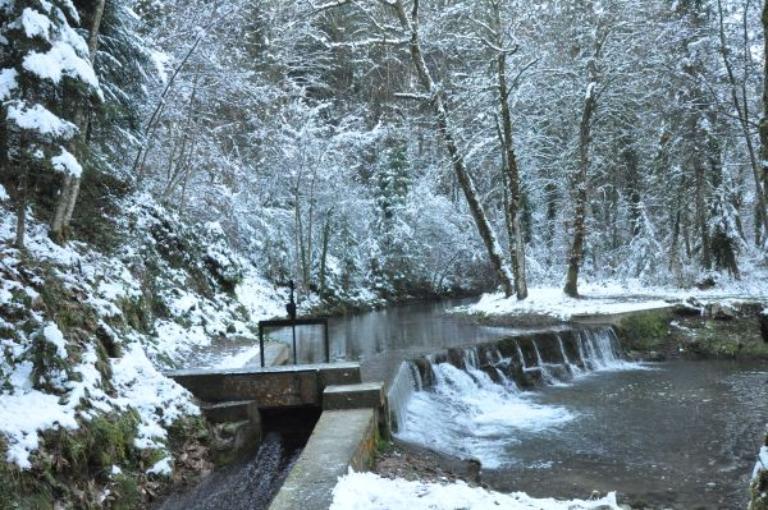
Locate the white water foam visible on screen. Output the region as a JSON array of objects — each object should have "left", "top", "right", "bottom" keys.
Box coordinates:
[
  {"left": 393, "top": 327, "right": 646, "bottom": 469},
  {"left": 396, "top": 361, "right": 574, "bottom": 468}
]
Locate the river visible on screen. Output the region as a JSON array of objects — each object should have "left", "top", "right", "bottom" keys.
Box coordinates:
[{"left": 170, "top": 300, "right": 768, "bottom": 509}]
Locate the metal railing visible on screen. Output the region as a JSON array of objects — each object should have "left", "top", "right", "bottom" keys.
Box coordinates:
[{"left": 257, "top": 317, "right": 330, "bottom": 367}]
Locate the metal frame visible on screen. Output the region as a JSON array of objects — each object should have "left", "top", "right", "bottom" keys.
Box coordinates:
[{"left": 258, "top": 317, "right": 330, "bottom": 367}]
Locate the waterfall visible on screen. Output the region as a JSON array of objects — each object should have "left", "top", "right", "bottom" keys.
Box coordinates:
[
  {"left": 387, "top": 361, "right": 423, "bottom": 433},
  {"left": 391, "top": 326, "right": 638, "bottom": 466},
  {"left": 531, "top": 339, "right": 555, "bottom": 384}
]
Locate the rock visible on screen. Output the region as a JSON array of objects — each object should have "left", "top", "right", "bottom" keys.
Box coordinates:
[
  {"left": 645, "top": 350, "right": 666, "bottom": 362},
  {"left": 465, "top": 458, "right": 481, "bottom": 484},
  {"left": 706, "top": 303, "right": 737, "bottom": 321},
  {"left": 696, "top": 276, "right": 717, "bottom": 290},
  {"left": 760, "top": 313, "right": 768, "bottom": 343}
]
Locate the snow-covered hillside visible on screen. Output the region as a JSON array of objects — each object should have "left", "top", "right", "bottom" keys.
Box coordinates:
[{"left": 0, "top": 197, "right": 285, "bottom": 507}]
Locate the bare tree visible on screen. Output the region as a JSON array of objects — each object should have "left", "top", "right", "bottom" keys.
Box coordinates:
[{"left": 565, "top": 28, "right": 606, "bottom": 297}]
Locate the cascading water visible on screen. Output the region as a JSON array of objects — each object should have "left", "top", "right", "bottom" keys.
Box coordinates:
[
  {"left": 387, "top": 361, "right": 423, "bottom": 434},
  {"left": 388, "top": 326, "right": 641, "bottom": 469}
]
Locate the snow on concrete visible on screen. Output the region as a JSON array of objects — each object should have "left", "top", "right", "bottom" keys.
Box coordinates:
[{"left": 331, "top": 472, "right": 620, "bottom": 510}]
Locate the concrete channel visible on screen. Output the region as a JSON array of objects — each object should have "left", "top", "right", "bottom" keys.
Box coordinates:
[{"left": 166, "top": 355, "right": 386, "bottom": 510}]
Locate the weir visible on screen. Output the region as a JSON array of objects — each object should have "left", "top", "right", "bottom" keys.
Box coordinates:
[
  {"left": 163, "top": 324, "right": 631, "bottom": 509},
  {"left": 387, "top": 326, "right": 628, "bottom": 443}
]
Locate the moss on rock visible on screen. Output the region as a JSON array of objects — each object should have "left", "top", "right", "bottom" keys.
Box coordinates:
[{"left": 615, "top": 309, "right": 673, "bottom": 352}]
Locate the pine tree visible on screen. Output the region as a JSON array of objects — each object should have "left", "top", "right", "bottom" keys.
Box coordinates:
[{"left": 0, "top": 0, "right": 101, "bottom": 247}]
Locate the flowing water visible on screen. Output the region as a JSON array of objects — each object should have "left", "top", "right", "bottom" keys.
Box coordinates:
[
  {"left": 156, "top": 433, "right": 301, "bottom": 510},
  {"left": 172, "top": 301, "right": 768, "bottom": 509},
  {"left": 266, "top": 299, "right": 546, "bottom": 382},
  {"left": 389, "top": 327, "right": 768, "bottom": 509}
]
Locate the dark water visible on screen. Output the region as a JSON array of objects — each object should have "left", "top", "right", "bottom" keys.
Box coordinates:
[
  {"left": 156, "top": 433, "right": 300, "bottom": 510},
  {"left": 482, "top": 360, "right": 768, "bottom": 509},
  {"left": 156, "top": 408, "right": 320, "bottom": 510}
]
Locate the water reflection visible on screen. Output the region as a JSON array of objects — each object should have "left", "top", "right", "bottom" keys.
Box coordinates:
[{"left": 268, "top": 299, "right": 533, "bottom": 382}]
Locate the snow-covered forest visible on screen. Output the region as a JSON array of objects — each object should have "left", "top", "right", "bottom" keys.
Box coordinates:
[
  {"left": 2, "top": 0, "right": 768, "bottom": 508},
  {"left": 4, "top": 0, "right": 768, "bottom": 300}
]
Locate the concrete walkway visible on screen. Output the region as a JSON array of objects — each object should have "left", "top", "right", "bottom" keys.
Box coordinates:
[{"left": 269, "top": 409, "right": 377, "bottom": 510}]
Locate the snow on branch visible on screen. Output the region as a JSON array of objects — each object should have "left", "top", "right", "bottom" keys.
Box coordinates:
[
  {"left": 393, "top": 92, "right": 432, "bottom": 101},
  {"left": 325, "top": 37, "right": 409, "bottom": 49},
  {"left": 311, "top": 0, "right": 352, "bottom": 12},
  {"left": 6, "top": 101, "right": 78, "bottom": 138},
  {"left": 51, "top": 147, "right": 83, "bottom": 177}
]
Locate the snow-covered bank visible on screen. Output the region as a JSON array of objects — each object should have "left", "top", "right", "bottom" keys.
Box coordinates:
[
  {"left": 331, "top": 472, "right": 620, "bottom": 510},
  {"left": 458, "top": 280, "right": 768, "bottom": 321},
  {"left": 0, "top": 201, "right": 289, "bottom": 507}
]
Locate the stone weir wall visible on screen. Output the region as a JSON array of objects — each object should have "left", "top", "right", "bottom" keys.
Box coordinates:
[{"left": 387, "top": 326, "right": 626, "bottom": 434}]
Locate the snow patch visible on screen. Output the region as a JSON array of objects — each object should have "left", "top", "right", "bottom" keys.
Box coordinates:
[
  {"left": 147, "top": 456, "right": 172, "bottom": 477},
  {"left": 460, "top": 285, "right": 671, "bottom": 321},
  {"left": 51, "top": 146, "right": 82, "bottom": 177},
  {"left": 110, "top": 343, "right": 198, "bottom": 451},
  {"left": 6, "top": 101, "right": 78, "bottom": 138},
  {"left": 0, "top": 67, "right": 18, "bottom": 100},
  {"left": 331, "top": 472, "right": 620, "bottom": 510},
  {"left": 20, "top": 7, "right": 52, "bottom": 41},
  {"left": 23, "top": 41, "right": 98, "bottom": 89},
  {"left": 42, "top": 322, "right": 68, "bottom": 359}
]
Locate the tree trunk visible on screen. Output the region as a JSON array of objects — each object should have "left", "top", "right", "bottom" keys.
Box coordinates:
[
  {"left": 493, "top": 9, "right": 528, "bottom": 300},
  {"left": 564, "top": 76, "right": 597, "bottom": 298},
  {"left": 15, "top": 174, "right": 27, "bottom": 249},
  {"left": 695, "top": 160, "right": 711, "bottom": 268},
  {"left": 50, "top": 0, "right": 106, "bottom": 243},
  {"left": 319, "top": 212, "right": 332, "bottom": 297},
  {"left": 716, "top": 0, "right": 768, "bottom": 244},
  {"left": 391, "top": 0, "right": 514, "bottom": 296},
  {"left": 760, "top": 0, "right": 768, "bottom": 244}
]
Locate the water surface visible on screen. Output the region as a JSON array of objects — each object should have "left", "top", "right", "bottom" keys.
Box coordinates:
[{"left": 480, "top": 360, "right": 768, "bottom": 509}]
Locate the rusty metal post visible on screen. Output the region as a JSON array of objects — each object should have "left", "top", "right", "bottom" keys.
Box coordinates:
[
  {"left": 259, "top": 325, "right": 265, "bottom": 368},
  {"left": 324, "top": 320, "right": 330, "bottom": 363}
]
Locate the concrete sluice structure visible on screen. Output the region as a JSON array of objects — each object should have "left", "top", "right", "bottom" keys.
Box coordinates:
[{"left": 162, "top": 326, "right": 628, "bottom": 510}]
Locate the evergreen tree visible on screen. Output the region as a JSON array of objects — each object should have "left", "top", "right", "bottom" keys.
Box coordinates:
[{"left": 0, "top": 0, "right": 101, "bottom": 247}]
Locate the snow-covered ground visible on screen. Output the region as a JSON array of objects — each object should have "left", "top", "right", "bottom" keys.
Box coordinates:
[
  {"left": 458, "top": 280, "right": 768, "bottom": 320},
  {"left": 331, "top": 472, "right": 620, "bottom": 510},
  {"left": 0, "top": 206, "right": 285, "bottom": 471}
]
